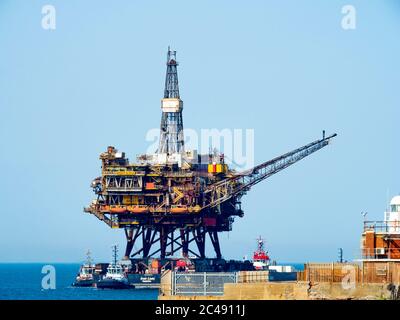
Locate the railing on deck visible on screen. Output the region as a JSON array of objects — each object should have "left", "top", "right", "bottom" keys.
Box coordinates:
[
  {"left": 359, "top": 248, "right": 400, "bottom": 260},
  {"left": 364, "top": 221, "right": 400, "bottom": 233},
  {"left": 167, "top": 270, "right": 272, "bottom": 296},
  {"left": 173, "top": 272, "right": 237, "bottom": 296}
]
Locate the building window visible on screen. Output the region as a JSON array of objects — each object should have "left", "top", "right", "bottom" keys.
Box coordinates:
[{"left": 392, "top": 204, "right": 400, "bottom": 212}]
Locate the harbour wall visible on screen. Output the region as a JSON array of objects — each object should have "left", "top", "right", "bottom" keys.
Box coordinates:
[
  {"left": 159, "top": 263, "right": 400, "bottom": 300},
  {"left": 159, "top": 281, "right": 392, "bottom": 300}
]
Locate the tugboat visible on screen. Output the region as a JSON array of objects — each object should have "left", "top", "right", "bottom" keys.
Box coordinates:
[
  {"left": 96, "top": 245, "right": 132, "bottom": 289},
  {"left": 72, "top": 250, "right": 97, "bottom": 287},
  {"left": 252, "top": 236, "right": 270, "bottom": 270}
]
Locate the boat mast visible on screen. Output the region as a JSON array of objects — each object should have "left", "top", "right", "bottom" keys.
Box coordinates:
[
  {"left": 112, "top": 245, "right": 118, "bottom": 265},
  {"left": 85, "top": 249, "right": 93, "bottom": 266},
  {"left": 256, "top": 236, "right": 265, "bottom": 253}
]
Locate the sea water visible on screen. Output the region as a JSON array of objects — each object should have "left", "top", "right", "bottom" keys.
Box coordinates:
[{"left": 0, "top": 263, "right": 158, "bottom": 300}]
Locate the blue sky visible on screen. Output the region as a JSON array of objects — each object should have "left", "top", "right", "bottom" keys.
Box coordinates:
[{"left": 0, "top": 0, "right": 399, "bottom": 263}]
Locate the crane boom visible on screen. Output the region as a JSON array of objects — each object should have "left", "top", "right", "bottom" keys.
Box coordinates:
[{"left": 203, "top": 133, "right": 337, "bottom": 208}]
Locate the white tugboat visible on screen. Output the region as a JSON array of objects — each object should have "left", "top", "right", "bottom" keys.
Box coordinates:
[
  {"left": 72, "top": 250, "right": 97, "bottom": 287},
  {"left": 96, "top": 245, "right": 132, "bottom": 289}
]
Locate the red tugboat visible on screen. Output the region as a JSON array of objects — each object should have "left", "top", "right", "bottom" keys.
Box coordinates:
[{"left": 252, "top": 237, "right": 270, "bottom": 270}]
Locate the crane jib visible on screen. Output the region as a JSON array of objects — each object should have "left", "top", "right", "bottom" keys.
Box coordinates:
[{"left": 203, "top": 133, "right": 337, "bottom": 208}]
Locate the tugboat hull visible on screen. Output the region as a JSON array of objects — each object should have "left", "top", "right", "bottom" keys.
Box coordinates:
[
  {"left": 127, "top": 273, "right": 160, "bottom": 289},
  {"left": 96, "top": 279, "right": 132, "bottom": 289},
  {"left": 72, "top": 279, "right": 95, "bottom": 287}
]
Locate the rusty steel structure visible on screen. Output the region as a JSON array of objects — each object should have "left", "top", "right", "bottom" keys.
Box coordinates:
[{"left": 84, "top": 48, "right": 337, "bottom": 260}]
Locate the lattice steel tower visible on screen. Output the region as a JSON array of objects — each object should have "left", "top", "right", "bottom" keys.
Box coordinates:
[{"left": 158, "top": 48, "right": 185, "bottom": 154}]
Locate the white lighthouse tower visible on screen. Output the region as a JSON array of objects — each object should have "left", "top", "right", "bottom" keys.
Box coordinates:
[{"left": 384, "top": 195, "right": 400, "bottom": 233}]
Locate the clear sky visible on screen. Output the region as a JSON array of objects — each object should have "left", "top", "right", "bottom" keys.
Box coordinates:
[{"left": 0, "top": 0, "right": 399, "bottom": 263}]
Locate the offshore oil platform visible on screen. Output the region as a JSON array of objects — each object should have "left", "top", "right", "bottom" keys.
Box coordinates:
[{"left": 84, "top": 48, "right": 337, "bottom": 268}]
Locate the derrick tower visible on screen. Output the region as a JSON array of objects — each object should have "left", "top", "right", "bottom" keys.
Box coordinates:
[{"left": 158, "top": 48, "right": 184, "bottom": 154}]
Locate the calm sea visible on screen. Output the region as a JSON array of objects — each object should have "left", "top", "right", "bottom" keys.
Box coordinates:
[{"left": 0, "top": 263, "right": 158, "bottom": 300}]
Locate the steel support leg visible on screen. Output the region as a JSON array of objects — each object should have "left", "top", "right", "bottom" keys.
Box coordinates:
[
  {"left": 124, "top": 227, "right": 134, "bottom": 259},
  {"left": 142, "top": 228, "right": 154, "bottom": 258},
  {"left": 160, "top": 227, "right": 168, "bottom": 259},
  {"left": 193, "top": 228, "right": 206, "bottom": 259},
  {"left": 209, "top": 231, "right": 222, "bottom": 259},
  {"left": 180, "top": 229, "right": 189, "bottom": 257},
  {"left": 124, "top": 226, "right": 141, "bottom": 259}
]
